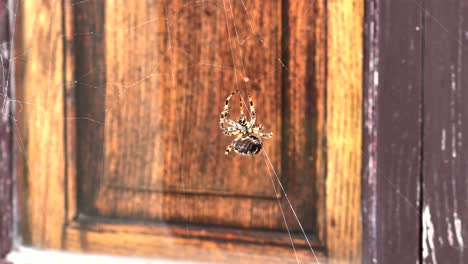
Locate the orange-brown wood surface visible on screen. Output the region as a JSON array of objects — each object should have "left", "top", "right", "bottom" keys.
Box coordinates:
[
  {"left": 73, "top": 0, "right": 326, "bottom": 234},
  {"left": 326, "top": 1, "right": 364, "bottom": 263},
  {"left": 285, "top": 0, "right": 326, "bottom": 243},
  {"left": 64, "top": 221, "right": 326, "bottom": 264},
  {"left": 102, "top": 0, "right": 281, "bottom": 196},
  {"left": 18, "top": 0, "right": 66, "bottom": 248},
  {"left": 16, "top": 0, "right": 363, "bottom": 263}
]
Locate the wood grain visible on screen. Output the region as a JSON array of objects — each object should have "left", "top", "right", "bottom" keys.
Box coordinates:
[
  {"left": 70, "top": 215, "right": 321, "bottom": 248},
  {"left": 284, "top": 0, "right": 326, "bottom": 242},
  {"left": 362, "top": 1, "right": 423, "bottom": 263},
  {"left": 326, "top": 0, "right": 363, "bottom": 263},
  {"left": 0, "top": 0, "right": 12, "bottom": 258},
  {"left": 16, "top": 0, "right": 365, "bottom": 262},
  {"left": 91, "top": 0, "right": 324, "bottom": 233},
  {"left": 19, "top": 0, "right": 66, "bottom": 248},
  {"left": 64, "top": 220, "right": 326, "bottom": 264},
  {"left": 102, "top": 0, "right": 281, "bottom": 197},
  {"left": 423, "top": 0, "right": 468, "bottom": 262},
  {"left": 72, "top": 0, "right": 106, "bottom": 216}
]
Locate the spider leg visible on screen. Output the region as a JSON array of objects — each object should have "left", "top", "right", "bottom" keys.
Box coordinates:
[
  {"left": 223, "top": 126, "right": 237, "bottom": 132},
  {"left": 225, "top": 143, "right": 234, "bottom": 155},
  {"left": 219, "top": 90, "right": 238, "bottom": 131},
  {"left": 225, "top": 118, "right": 238, "bottom": 127},
  {"left": 253, "top": 125, "right": 272, "bottom": 139},
  {"left": 247, "top": 92, "right": 256, "bottom": 126},
  {"left": 224, "top": 131, "right": 240, "bottom": 136},
  {"left": 259, "top": 132, "right": 273, "bottom": 139},
  {"left": 222, "top": 127, "right": 240, "bottom": 136},
  {"left": 239, "top": 91, "right": 245, "bottom": 119}
]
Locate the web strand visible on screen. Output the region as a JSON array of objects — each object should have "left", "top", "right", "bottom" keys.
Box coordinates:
[
  {"left": 263, "top": 153, "right": 300, "bottom": 264},
  {"left": 263, "top": 152, "right": 321, "bottom": 263},
  {"left": 222, "top": 1, "right": 319, "bottom": 262}
]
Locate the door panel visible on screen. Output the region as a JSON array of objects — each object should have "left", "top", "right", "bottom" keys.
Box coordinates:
[
  {"left": 102, "top": 0, "right": 281, "bottom": 196},
  {"left": 73, "top": 0, "right": 322, "bottom": 233}
]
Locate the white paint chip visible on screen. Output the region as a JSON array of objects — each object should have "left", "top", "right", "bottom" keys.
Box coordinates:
[
  {"left": 454, "top": 212, "right": 464, "bottom": 250},
  {"left": 373, "top": 71, "right": 379, "bottom": 87},
  {"left": 441, "top": 129, "right": 446, "bottom": 151},
  {"left": 423, "top": 206, "right": 437, "bottom": 264},
  {"left": 447, "top": 218, "right": 454, "bottom": 246}
]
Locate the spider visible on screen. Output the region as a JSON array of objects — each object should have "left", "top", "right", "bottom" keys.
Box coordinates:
[{"left": 219, "top": 90, "right": 273, "bottom": 155}]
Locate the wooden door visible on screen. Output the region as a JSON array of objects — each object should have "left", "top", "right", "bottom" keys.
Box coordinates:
[{"left": 15, "top": 0, "right": 363, "bottom": 263}]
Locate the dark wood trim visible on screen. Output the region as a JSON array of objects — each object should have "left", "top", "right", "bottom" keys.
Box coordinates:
[
  {"left": 363, "top": 0, "right": 423, "bottom": 263},
  {"left": 422, "top": 1, "right": 468, "bottom": 262},
  {"left": 0, "top": 0, "right": 12, "bottom": 259}
]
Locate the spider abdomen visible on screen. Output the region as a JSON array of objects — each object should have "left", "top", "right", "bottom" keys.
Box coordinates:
[{"left": 233, "top": 135, "right": 263, "bottom": 155}]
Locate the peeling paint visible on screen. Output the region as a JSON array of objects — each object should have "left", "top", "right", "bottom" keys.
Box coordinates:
[
  {"left": 454, "top": 212, "right": 464, "bottom": 249},
  {"left": 441, "top": 129, "right": 446, "bottom": 151},
  {"left": 373, "top": 71, "right": 379, "bottom": 87},
  {"left": 451, "top": 124, "right": 457, "bottom": 158},
  {"left": 423, "top": 206, "right": 437, "bottom": 264},
  {"left": 450, "top": 67, "right": 458, "bottom": 158},
  {"left": 447, "top": 218, "right": 454, "bottom": 246},
  {"left": 438, "top": 236, "right": 444, "bottom": 245}
]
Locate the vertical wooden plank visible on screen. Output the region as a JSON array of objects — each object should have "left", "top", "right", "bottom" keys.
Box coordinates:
[
  {"left": 0, "top": 0, "right": 11, "bottom": 258},
  {"left": 326, "top": 1, "right": 363, "bottom": 263},
  {"left": 285, "top": 0, "right": 326, "bottom": 241},
  {"left": 63, "top": 0, "right": 76, "bottom": 224},
  {"left": 363, "top": 0, "right": 423, "bottom": 263},
  {"left": 423, "top": 0, "right": 468, "bottom": 263},
  {"left": 72, "top": 0, "right": 106, "bottom": 216},
  {"left": 20, "top": 0, "right": 66, "bottom": 248}
]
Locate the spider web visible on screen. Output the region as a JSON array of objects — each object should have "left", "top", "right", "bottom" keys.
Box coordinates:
[{"left": 0, "top": 0, "right": 460, "bottom": 263}]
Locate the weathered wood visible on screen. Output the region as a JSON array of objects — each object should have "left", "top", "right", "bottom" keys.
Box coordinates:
[
  {"left": 0, "top": 0, "right": 11, "bottom": 258},
  {"left": 423, "top": 0, "right": 468, "bottom": 263},
  {"left": 362, "top": 1, "right": 423, "bottom": 263},
  {"left": 326, "top": 0, "right": 363, "bottom": 263}
]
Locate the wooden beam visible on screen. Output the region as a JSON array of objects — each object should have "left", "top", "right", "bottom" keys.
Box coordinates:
[
  {"left": 18, "top": 0, "right": 67, "bottom": 248},
  {"left": 326, "top": 1, "right": 364, "bottom": 263}
]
